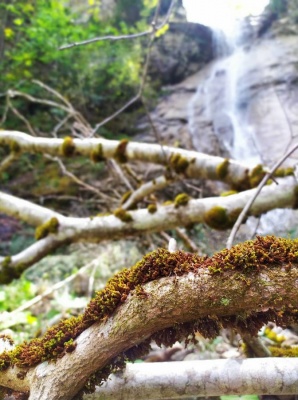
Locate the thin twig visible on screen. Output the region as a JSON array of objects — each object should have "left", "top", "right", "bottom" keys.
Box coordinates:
[
  {"left": 47, "top": 155, "right": 112, "bottom": 202},
  {"left": 59, "top": 30, "right": 153, "bottom": 51},
  {"left": 7, "top": 96, "right": 37, "bottom": 136},
  {"left": 0, "top": 153, "right": 17, "bottom": 175},
  {"left": 59, "top": 0, "right": 174, "bottom": 51},
  {"left": 227, "top": 144, "right": 298, "bottom": 249},
  {"left": 175, "top": 228, "right": 200, "bottom": 253}
]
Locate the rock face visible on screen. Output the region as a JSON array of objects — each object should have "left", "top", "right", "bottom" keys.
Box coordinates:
[
  {"left": 138, "top": 22, "right": 298, "bottom": 167},
  {"left": 190, "top": 34, "right": 298, "bottom": 166},
  {"left": 148, "top": 22, "right": 213, "bottom": 85}
]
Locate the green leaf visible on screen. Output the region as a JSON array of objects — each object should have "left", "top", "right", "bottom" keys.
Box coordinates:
[
  {"left": 155, "top": 23, "right": 169, "bottom": 38},
  {"left": 13, "top": 18, "right": 23, "bottom": 26}
]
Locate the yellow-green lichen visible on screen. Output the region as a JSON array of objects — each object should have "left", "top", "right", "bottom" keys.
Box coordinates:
[
  {"left": 220, "top": 190, "right": 238, "bottom": 197},
  {"left": 113, "top": 208, "right": 133, "bottom": 222},
  {"left": 147, "top": 203, "right": 157, "bottom": 214},
  {"left": 0, "top": 257, "right": 26, "bottom": 284},
  {"left": 90, "top": 144, "right": 105, "bottom": 163},
  {"left": 249, "top": 164, "right": 266, "bottom": 188},
  {"left": 96, "top": 212, "right": 111, "bottom": 217},
  {"left": 60, "top": 136, "right": 76, "bottom": 157},
  {"left": 169, "top": 153, "right": 190, "bottom": 174},
  {"left": 2, "top": 256, "right": 11, "bottom": 268},
  {"left": 269, "top": 346, "right": 298, "bottom": 357},
  {"left": 9, "top": 140, "right": 21, "bottom": 153},
  {"left": 174, "top": 193, "right": 190, "bottom": 208},
  {"left": 216, "top": 159, "right": 230, "bottom": 180},
  {"left": 274, "top": 167, "right": 294, "bottom": 178},
  {"left": 114, "top": 139, "right": 129, "bottom": 163},
  {"left": 121, "top": 191, "right": 132, "bottom": 205},
  {"left": 203, "top": 206, "right": 230, "bottom": 230},
  {"left": 35, "top": 217, "right": 59, "bottom": 240}
]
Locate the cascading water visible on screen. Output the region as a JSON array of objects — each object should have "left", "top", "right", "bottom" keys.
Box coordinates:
[
  {"left": 189, "top": 17, "right": 261, "bottom": 164},
  {"left": 187, "top": 13, "right": 298, "bottom": 236}
]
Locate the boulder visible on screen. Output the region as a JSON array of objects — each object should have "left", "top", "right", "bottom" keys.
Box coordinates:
[{"left": 148, "top": 22, "right": 213, "bottom": 85}]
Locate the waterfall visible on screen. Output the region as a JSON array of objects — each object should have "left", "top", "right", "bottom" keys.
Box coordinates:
[
  {"left": 188, "top": 18, "right": 261, "bottom": 165},
  {"left": 187, "top": 15, "right": 298, "bottom": 236}
]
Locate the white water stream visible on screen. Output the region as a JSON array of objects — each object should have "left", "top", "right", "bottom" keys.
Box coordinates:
[
  {"left": 189, "top": 19, "right": 261, "bottom": 165},
  {"left": 187, "top": 17, "right": 298, "bottom": 236}
]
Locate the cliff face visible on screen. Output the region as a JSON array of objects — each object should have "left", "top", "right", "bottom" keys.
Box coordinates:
[{"left": 137, "top": 8, "right": 298, "bottom": 167}]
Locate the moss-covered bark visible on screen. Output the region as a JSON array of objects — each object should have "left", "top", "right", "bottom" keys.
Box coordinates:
[{"left": 1, "top": 236, "right": 298, "bottom": 399}]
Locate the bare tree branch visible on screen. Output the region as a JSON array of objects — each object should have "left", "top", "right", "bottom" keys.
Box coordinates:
[
  {"left": 0, "top": 176, "right": 297, "bottom": 273},
  {"left": 227, "top": 143, "right": 298, "bottom": 249},
  {"left": 85, "top": 358, "right": 298, "bottom": 399},
  {"left": 0, "top": 130, "right": 261, "bottom": 187}
]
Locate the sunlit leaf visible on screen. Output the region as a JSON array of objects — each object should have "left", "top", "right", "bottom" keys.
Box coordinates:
[
  {"left": 155, "top": 23, "right": 169, "bottom": 38},
  {"left": 13, "top": 18, "right": 23, "bottom": 26},
  {"left": 4, "top": 28, "right": 14, "bottom": 38}
]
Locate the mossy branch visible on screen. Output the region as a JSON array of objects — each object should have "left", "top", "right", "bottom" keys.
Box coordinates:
[
  {"left": 1, "top": 236, "right": 298, "bottom": 399},
  {"left": 1, "top": 176, "right": 298, "bottom": 280},
  {"left": 0, "top": 130, "right": 277, "bottom": 188}
]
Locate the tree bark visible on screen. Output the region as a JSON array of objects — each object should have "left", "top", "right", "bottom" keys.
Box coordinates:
[
  {"left": 0, "top": 176, "right": 297, "bottom": 272},
  {"left": 84, "top": 359, "right": 298, "bottom": 399},
  {"left": 0, "top": 130, "right": 256, "bottom": 186},
  {"left": 0, "top": 254, "right": 297, "bottom": 399}
]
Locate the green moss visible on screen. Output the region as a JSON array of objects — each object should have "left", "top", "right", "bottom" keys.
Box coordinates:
[
  {"left": 0, "top": 257, "right": 26, "bottom": 284},
  {"left": 1, "top": 236, "right": 298, "bottom": 395},
  {"left": 35, "top": 217, "right": 59, "bottom": 240},
  {"left": 96, "top": 212, "right": 111, "bottom": 217},
  {"left": 174, "top": 193, "right": 190, "bottom": 208},
  {"left": 163, "top": 200, "right": 173, "bottom": 206},
  {"left": 228, "top": 207, "right": 244, "bottom": 224},
  {"left": 269, "top": 346, "right": 298, "bottom": 357},
  {"left": 216, "top": 159, "right": 230, "bottom": 180},
  {"left": 113, "top": 208, "right": 133, "bottom": 222},
  {"left": 164, "top": 167, "right": 174, "bottom": 180},
  {"left": 60, "top": 136, "right": 76, "bottom": 157},
  {"left": 274, "top": 167, "right": 294, "bottom": 178},
  {"left": 0, "top": 236, "right": 298, "bottom": 393},
  {"left": 114, "top": 139, "right": 129, "bottom": 163},
  {"left": 220, "top": 190, "right": 238, "bottom": 197},
  {"left": 206, "top": 235, "right": 298, "bottom": 275},
  {"left": 147, "top": 203, "right": 157, "bottom": 214},
  {"left": 204, "top": 206, "right": 230, "bottom": 230},
  {"left": 169, "top": 153, "right": 189, "bottom": 174},
  {"left": 2, "top": 256, "right": 11, "bottom": 268},
  {"left": 90, "top": 144, "right": 105, "bottom": 163},
  {"left": 121, "top": 191, "right": 132, "bottom": 205},
  {"left": 220, "top": 297, "right": 230, "bottom": 306},
  {"left": 249, "top": 164, "right": 266, "bottom": 187},
  {"left": 9, "top": 140, "right": 21, "bottom": 153}
]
